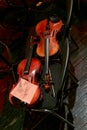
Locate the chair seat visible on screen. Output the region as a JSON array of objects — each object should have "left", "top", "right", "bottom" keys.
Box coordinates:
[{"left": 34, "top": 62, "right": 62, "bottom": 109}]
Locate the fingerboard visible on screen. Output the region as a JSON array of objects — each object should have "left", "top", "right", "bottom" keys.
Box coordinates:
[{"left": 24, "top": 36, "right": 34, "bottom": 75}]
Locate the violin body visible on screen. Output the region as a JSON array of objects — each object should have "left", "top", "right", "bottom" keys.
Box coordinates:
[
  {"left": 9, "top": 58, "right": 42, "bottom": 107},
  {"left": 36, "top": 19, "right": 63, "bottom": 57}
]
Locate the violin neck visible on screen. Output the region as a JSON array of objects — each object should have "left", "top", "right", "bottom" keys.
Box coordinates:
[
  {"left": 24, "top": 37, "right": 34, "bottom": 75},
  {"left": 46, "top": 18, "right": 50, "bottom": 31},
  {"left": 45, "top": 35, "right": 50, "bottom": 75},
  {"left": 44, "top": 19, "right": 50, "bottom": 75}
]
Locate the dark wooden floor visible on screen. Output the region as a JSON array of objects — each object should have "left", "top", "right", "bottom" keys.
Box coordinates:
[
  {"left": 0, "top": 7, "right": 87, "bottom": 130},
  {"left": 70, "top": 19, "right": 87, "bottom": 130}
]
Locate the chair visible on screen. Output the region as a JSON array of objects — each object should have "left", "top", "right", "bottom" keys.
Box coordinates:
[
  {"left": 0, "top": 41, "right": 16, "bottom": 83},
  {"left": 0, "top": 23, "right": 28, "bottom": 82},
  {"left": 23, "top": 0, "right": 78, "bottom": 129},
  {"left": 0, "top": 12, "right": 28, "bottom": 83},
  {"left": 23, "top": 38, "right": 75, "bottom": 129},
  {"left": 6, "top": 0, "right": 78, "bottom": 129},
  {"left": 53, "top": 0, "right": 79, "bottom": 53},
  {"left": 61, "top": 0, "right": 79, "bottom": 52}
]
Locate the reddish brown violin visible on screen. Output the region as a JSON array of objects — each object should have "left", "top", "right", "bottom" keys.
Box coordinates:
[
  {"left": 9, "top": 36, "right": 42, "bottom": 108},
  {"left": 36, "top": 18, "right": 63, "bottom": 57}
]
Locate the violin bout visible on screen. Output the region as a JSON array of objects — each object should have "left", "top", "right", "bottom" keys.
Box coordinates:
[
  {"left": 36, "top": 19, "right": 63, "bottom": 57},
  {"left": 9, "top": 78, "right": 41, "bottom": 107},
  {"left": 9, "top": 58, "right": 42, "bottom": 108}
]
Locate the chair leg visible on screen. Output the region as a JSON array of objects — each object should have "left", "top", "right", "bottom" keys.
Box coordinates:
[
  {"left": 31, "top": 109, "right": 75, "bottom": 128},
  {"left": 48, "top": 110, "right": 75, "bottom": 128},
  {"left": 70, "top": 34, "right": 79, "bottom": 51},
  {"left": 64, "top": 103, "right": 74, "bottom": 130},
  {"left": 69, "top": 61, "right": 78, "bottom": 87},
  {"left": 69, "top": 70, "right": 78, "bottom": 87},
  {"left": 77, "top": 0, "right": 80, "bottom": 11},
  {"left": 11, "top": 66, "right": 17, "bottom": 84},
  {"left": 0, "top": 54, "right": 17, "bottom": 83}
]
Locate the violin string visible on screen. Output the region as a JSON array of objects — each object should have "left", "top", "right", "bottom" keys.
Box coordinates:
[{"left": 49, "top": 68, "right": 55, "bottom": 98}]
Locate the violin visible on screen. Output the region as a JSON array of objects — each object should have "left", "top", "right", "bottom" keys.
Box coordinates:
[
  {"left": 34, "top": 19, "right": 55, "bottom": 97},
  {"left": 36, "top": 18, "right": 63, "bottom": 57},
  {"left": 9, "top": 36, "right": 42, "bottom": 108}
]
